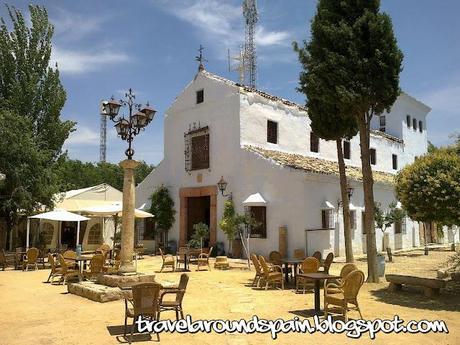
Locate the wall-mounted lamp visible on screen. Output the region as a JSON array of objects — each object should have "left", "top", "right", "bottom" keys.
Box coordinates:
[
  {"left": 338, "top": 186, "right": 354, "bottom": 207},
  {"left": 217, "top": 176, "right": 232, "bottom": 199}
]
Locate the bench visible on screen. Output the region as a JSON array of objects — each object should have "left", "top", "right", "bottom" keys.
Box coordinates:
[{"left": 385, "top": 274, "right": 447, "bottom": 297}]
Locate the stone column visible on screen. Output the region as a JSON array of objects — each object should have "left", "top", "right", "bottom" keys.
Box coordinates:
[{"left": 119, "top": 159, "right": 140, "bottom": 274}]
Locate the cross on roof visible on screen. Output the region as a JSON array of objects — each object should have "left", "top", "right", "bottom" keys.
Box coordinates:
[{"left": 195, "top": 44, "right": 207, "bottom": 71}]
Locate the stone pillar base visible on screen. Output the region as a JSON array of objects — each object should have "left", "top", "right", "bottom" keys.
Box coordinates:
[{"left": 118, "top": 261, "right": 136, "bottom": 274}]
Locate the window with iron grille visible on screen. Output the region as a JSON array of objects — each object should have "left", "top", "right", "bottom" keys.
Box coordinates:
[
  {"left": 370, "top": 148, "right": 376, "bottom": 165},
  {"left": 196, "top": 89, "right": 204, "bottom": 104},
  {"left": 321, "top": 209, "right": 334, "bottom": 229},
  {"left": 392, "top": 154, "right": 398, "bottom": 170},
  {"left": 310, "top": 132, "right": 319, "bottom": 152},
  {"left": 267, "top": 120, "right": 278, "bottom": 144},
  {"left": 250, "top": 206, "right": 266, "bottom": 238},
  {"left": 343, "top": 140, "right": 351, "bottom": 159},
  {"left": 87, "top": 223, "right": 102, "bottom": 245},
  {"left": 185, "top": 126, "right": 209, "bottom": 172}
]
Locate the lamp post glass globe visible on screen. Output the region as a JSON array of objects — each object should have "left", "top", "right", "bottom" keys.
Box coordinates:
[
  {"left": 132, "top": 111, "right": 148, "bottom": 129},
  {"left": 115, "top": 118, "right": 130, "bottom": 138},
  {"left": 140, "top": 105, "right": 156, "bottom": 123},
  {"left": 217, "top": 176, "right": 228, "bottom": 195}
]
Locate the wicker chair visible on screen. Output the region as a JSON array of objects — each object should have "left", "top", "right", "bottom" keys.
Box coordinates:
[
  {"left": 320, "top": 252, "right": 334, "bottom": 274},
  {"left": 82, "top": 254, "right": 105, "bottom": 280},
  {"left": 159, "top": 248, "right": 175, "bottom": 272},
  {"left": 250, "top": 254, "right": 264, "bottom": 287},
  {"left": 293, "top": 249, "right": 306, "bottom": 260},
  {"left": 57, "top": 254, "right": 80, "bottom": 284},
  {"left": 63, "top": 250, "right": 77, "bottom": 269},
  {"left": 324, "top": 263, "right": 358, "bottom": 294},
  {"left": 175, "top": 247, "right": 188, "bottom": 270},
  {"left": 103, "top": 260, "right": 121, "bottom": 274},
  {"left": 296, "top": 257, "right": 320, "bottom": 293},
  {"left": 124, "top": 282, "right": 161, "bottom": 343},
  {"left": 324, "top": 270, "right": 365, "bottom": 321},
  {"left": 47, "top": 254, "right": 64, "bottom": 283},
  {"left": 312, "top": 251, "right": 322, "bottom": 262},
  {"left": 158, "top": 273, "right": 189, "bottom": 321},
  {"left": 23, "top": 247, "right": 39, "bottom": 271},
  {"left": 268, "top": 251, "right": 282, "bottom": 265},
  {"left": 258, "top": 255, "right": 284, "bottom": 290},
  {"left": 0, "top": 249, "right": 9, "bottom": 271},
  {"left": 196, "top": 247, "right": 213, "bottom": 271}
]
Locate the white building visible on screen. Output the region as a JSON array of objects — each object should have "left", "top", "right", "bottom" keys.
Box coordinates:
[{"left": 136, "top": 68, "right": 454, "bottom": 257}]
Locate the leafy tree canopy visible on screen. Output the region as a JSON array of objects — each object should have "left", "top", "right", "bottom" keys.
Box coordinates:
[
  {"left": 149, "top": 185, "right": 176, "bottom": 233},
  {"left": 395, "top": 149, "right": 460, "bottom": 226}
]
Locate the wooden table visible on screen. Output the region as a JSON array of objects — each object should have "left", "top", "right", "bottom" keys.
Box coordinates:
[
  {"left": 73, "top": 255, "right": 94, "bottom": 273},
  {"left": 298, "top": 272, "right": 340, "bottom": 314},
  {"left": 280, "top": 258, "right": 304, "bottom": 283}
]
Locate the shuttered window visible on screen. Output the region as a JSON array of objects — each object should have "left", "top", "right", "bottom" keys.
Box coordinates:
[
  {"left": 191, "top": 134, "right": 209, "bottom": 170},
  {"left": 343, "top": 140, "right": 351, "bottom": 159},
  {"left": 250, "top": 206, "right": 267, "bottom": 238},
  {"left": 196, "top": 89, "right": 204, "bottom": 104},
  {"left": 267, "top": 120, "right": 278, "bottom": 144},
  {"left": 310, "top": 132, "right": 319, "bottom": 152}
]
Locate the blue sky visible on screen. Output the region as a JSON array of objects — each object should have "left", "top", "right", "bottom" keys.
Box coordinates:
[{"left": 3, "top": 0, "right": 459, "bottom": 164}]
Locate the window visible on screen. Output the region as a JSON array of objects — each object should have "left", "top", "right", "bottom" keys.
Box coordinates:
[
  {"left": 350, "top": 210, "right": 357, "bottom": 230},
  {"left": 249, "top": 206, "right": 266, "bottom": 238},
  {"left": 41, "top": 223, "right": 54, "bottom": 245},
  {"left": 191, "top": 133, "right": 210, "bottom": 170},
  {"left": 196, "top": 89, "right": 204, "bottom": 104},
  {"left": 392, "top": 154, "right": 398, "bottom": 170},
  {"left": 321, "top": 209, "right": 335, "bottom": 229},
  {"left": 394, "top": 219, "right": 402, "bottom": 234},
  {"left": 143, "top": 217, "right": 155, "bottom": 240},
  {"left": 310, "top": 132, "right": 319, "bottom": 153},
  {"left": 87, "top": 223, "right": 102, "bottom": 245},
  {"left": 267, "top": 120, "right": 278, "bottom": 144},
  {"left": 370, "top": 148, "right": 376, "bottom": 165},
  {"left": 343, "top": 140, "right": 351, "bottom": 159},
  {"left": 406, "top": 115, "right": 411, "bottom": 128},
  {"left": 419, "top": 120, "right": 423, "bottom": 133},
  {"left": 379, "top": 115, "right": 386, "bottom": 132},
  {"left": 362, "top": 211, "right": 366, "bottom": 234},
  {"left": 412, "top": 118, "right": 417, "bottom": 130}
]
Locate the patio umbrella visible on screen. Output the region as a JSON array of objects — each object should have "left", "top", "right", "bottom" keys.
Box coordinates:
[{"left": 27, "top": 210, "right": 90, "bottom": 249}]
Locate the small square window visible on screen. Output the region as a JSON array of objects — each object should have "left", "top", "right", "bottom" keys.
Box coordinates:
[
  {"left": 392, "top": 154, "right": 398, "bottom": 170},
  {"left": 370, "top": 148, "right": 376, "bottom": 165},
  {"left": 267, "top": 120, "right": 278, "bottom": 144},
  {"left": 343, "top": 140, "right": 351, "bottom": 159},
  {"left": 379, "top": 115, "right": 386, "bottom": 127},
  {"left": 310, "top": 132, "right": 319, "bottom": 153},
  {"left": 196, "top": 89, "right": 204, "bottom": 104},
  {"left": 321, "top": 209, "right": 334, "bottom": 229},
  {"left": 406, "top": 115, "right": 411, "bottom": 128}
]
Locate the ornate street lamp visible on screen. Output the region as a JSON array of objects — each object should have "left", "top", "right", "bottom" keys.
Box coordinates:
[
  {"left": 217, "top": 176, "right": 232, "bottom": 199},
  {"left": 101, "top": 89, "right": 156, "bottom": 159},
  {"left": 338, "top": 186, "right": 354, "bottom": 207},
  {"left": 100, "top": 89, "right": 156, "bottom": 274}
]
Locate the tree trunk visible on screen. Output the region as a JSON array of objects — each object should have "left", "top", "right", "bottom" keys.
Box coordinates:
[
  {"left": 358, "top": 116, "right": 379, "bottom": 283},
  {"left": 336, "top": 139, "right": 354, "bottom": 263}
]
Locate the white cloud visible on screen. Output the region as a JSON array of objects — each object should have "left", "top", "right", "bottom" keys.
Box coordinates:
[
  {"left": 256, "top": 27, "right": 290, "bottom": 47},
  {"left": 65, "top": 125, "right": 99, "bottom": 146},
  {"left": 50, "top": 46, "right": 131, "bottom": 74},
  {"left": 51, "top": 8, "right": 107, "bottom": 41}
]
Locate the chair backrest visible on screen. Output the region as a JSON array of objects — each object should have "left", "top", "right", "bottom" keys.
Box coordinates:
[
  {"left": 98, "top": 243, "right": 111, "bottom": 252},
  {"left": 63, "top": 250, "right": 76, "bottom": 260},
  {"left": 342, "top": 270, "right": 365, "bottom": 300},
  {"left": 293, "top": 249, "right": 306, "bottom": 260},
  {"left": 26, "top": 248, "right": 39, "bottom": 264},
  {"left": 323, "top": 252, "right": 334, "bottom": 273},
  {"left": 176, "top": 273, "right": 190, "bottom": 303},
  {"left": 132, "top": 282, "right": 161, "bottom": 317},
  {"left": 340, "top": 263, "right": 358, "bottom": 279},
  {"left": 312, "top": 251, "right": 322, "bottom": 262},
  {"left": 57, "top": 254, "right": 69, "bottom": 273},
  {"left": 269, "top": 251, "right": 282, "bottom": 264},
  {"left": 15, "top": 247, "right": 23, "bottom": 253},
  {"left": 258, "top": 255, "right": 271, "bottom": 276},
  {"left": 301, "top": 257, "right": 320, "bottom": 273},
  {"left": 207, "top": 247, "right": 214, "bottom": 257},
  {"left": 0, "top": 249, "right": 6, "bottom": 264},
  {"left": 177, "top": 247, "right": 188, "bottom": 260},
  {"left": 250, "top": 254, "right": 262, "bottom": 274},
  {"left": 48, "top": 253, "right": 56, "bottom": 271},
  {"left": 89, "top": 254, "right": 105, "bottom": 273}
]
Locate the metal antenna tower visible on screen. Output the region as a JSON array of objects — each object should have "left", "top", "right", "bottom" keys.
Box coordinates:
[
  {"left": 100, "top": 114, "right": 107, "bottom": 162},
  {"left": 243, "top": 0, "right": 258, "bottom": 88}
]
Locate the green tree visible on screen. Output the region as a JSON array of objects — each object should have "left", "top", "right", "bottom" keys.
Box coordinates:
[
  {"left": 190, "top": 222, "right": 209, "bottom": 251},
  {"left": 294, "top": 13, "right": 359, "bottom": 263},
  {"left": 294, "top": 0, "right": 403, "bottom": 282},
  {"left": 374, "top": 201, "right": 406, "bottom": 252},
  {"left": 0, "top": 5, "right": 74, "bottom": 247},
  {"left": 149, "top": 185, "right": 176, "bottom": 246},
  {"left": 395, "top": 149, "right": 460, "bottom": 227},
  {"left": 218, "top": 199, "right": 238, "bottom": 255}
]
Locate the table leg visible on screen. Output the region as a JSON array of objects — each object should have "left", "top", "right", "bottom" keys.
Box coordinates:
[
  {"left": 184, "top": 254, "right": 188, "bottom": 271},
  {"left": 284, "top": 262, "right": 289, "bottom": 283},
  {"left": 294, "top": 263, "right": 298, "bottom": 285},
  {"left": 314, "top": 279, "right": 320, "bottom": 312}
]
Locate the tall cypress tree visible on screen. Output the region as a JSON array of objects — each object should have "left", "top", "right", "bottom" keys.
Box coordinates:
[{"left": 295, "top": 0, "right": 403, "bottom": 282}]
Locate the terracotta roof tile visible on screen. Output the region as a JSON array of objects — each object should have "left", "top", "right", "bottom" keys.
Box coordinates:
[{"left": 245, "top": 146, "right": 395, "bottom": 185}]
